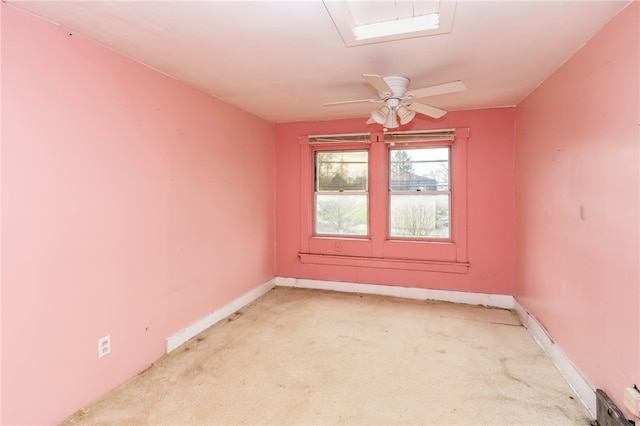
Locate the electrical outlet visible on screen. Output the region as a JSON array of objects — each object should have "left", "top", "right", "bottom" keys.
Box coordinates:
[
  {"left": 624, "top": 387, "right": 640, "bottom": 418},
  {"left": 97, "top": 335, "right": 111, "bottom": 358}
]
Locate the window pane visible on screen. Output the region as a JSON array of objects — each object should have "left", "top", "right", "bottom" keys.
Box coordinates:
[
  {"left": 317, "top": 151, "right": 368, "bottom": 191},
  {"left": 389, "top": 147, "right": 449, "bottom": 191},
  {"left": 316, "top": 194, "right": 368, "bottom": 236},
  {"left": 389, "top": 194, "right": 449, "bottom": 239}
]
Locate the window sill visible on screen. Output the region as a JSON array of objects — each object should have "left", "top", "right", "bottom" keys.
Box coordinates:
[{"left": 298, "top": 253, "right": 470, "bottom": 274}]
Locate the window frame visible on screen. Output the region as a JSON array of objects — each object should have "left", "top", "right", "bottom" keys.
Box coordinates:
[
  {"left": 387, "top": 144, "right": 452, "bottom": 242},
  {"left": 298, "top": 128, "right": 469, "bottom": 273},
  {"left": 313, "top": 148, "right": 370, "bottom": 238}
]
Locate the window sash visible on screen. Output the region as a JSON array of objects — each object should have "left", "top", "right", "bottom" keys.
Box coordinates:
[
  {"left": 314, "top": 193, "right": 369, "bottom": 236},
  {"left": 315, "top": 150, "right": 369, "bottom": 192},
  {"left": 389, "top": 193, "right": 450, "bottom": 240},
  {"left": 388, "top": 146, "right": 451, "bottom": 240},
  {"left": 389, "top": 146, "right": 450, "bottom": 193},
  {"left": 314, "top": 149, "right": 369, "bottom": 237}
]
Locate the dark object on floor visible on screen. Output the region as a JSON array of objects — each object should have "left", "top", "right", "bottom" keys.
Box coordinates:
[{"left": 596, "top": 389, "right": 634, "bottom": 426}]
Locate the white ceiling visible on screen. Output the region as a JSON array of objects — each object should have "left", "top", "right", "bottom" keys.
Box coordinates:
[{"left": 7, "top": 1, "right": 631, "bottom": 124}]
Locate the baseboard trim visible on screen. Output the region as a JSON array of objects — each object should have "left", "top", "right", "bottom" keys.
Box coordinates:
[
  {"left": 166, "top": 279, "right": 275, "bottom": 353},
  {"left": 513, "top": 299, "right": 596, "bottom": 415},
  {"left": 274, "top": 277, "right": 514, "bottom": 309}
]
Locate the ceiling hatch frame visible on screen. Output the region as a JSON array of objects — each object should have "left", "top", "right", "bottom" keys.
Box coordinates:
[{"left": 323, "top": 0, "right": 457, "bottom": 47}]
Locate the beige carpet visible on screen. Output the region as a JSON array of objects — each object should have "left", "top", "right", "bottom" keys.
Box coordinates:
[{"left": 63, "top": 287, "right": 592, "bottom": 425}]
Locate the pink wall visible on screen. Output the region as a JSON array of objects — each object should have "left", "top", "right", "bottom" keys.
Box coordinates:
[
  {"left": 275, "top": 108, "right": 516, "bottom": 294},
  {"left": 0, "top": 3, "right": 4, "bottom": 424},
  {"left": 515, "top": 2, "right": 638, "bottom": 413},
  {"left": 1, "top": 4, "right": 275, "bottom": 425}
]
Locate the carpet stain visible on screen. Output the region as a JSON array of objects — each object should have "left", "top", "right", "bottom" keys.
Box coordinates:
[{"left": 500, "top": 357, "right": 532, "bottom": 388}]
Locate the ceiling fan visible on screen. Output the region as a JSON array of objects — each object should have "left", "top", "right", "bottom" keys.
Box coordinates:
[{"left": 323, "top": 74, "right": 466, "bottom": 129}]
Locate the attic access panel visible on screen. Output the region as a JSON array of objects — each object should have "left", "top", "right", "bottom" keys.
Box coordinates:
[{"left": 323, "top": 0, "right": 457, "bottom": 47}]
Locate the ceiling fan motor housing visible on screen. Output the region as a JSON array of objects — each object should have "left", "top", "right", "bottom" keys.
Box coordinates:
[{"left": 382, "top": 76, "right": 410, "bottom": 97}]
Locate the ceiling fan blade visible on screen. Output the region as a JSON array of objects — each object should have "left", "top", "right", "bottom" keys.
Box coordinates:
[
  {"left": 406, "top": 80, "right": 466, "bottom": 99},
  {"left": 322, "top": 98, "right": 382, "bottom": 106},
  {"left": 362, "top": 74, "right": 393, "bottom": 96},
  {"left": 406, "top": 102, "right": 447, "bottom": 119}
]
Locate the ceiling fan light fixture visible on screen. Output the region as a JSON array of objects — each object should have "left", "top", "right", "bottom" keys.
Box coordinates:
[
  {"left": 371, "top": 106, "right": 389, "bottom": 125},
  {"left": 384, "top": 111, "right": 399, "bottom": 129},
  {"left": 397, "top": 105, "right": 416, "bottom": 125}
]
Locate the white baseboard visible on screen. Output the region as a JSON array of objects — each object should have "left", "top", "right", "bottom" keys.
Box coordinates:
[
  {"left": 513, "top": 299, "right": 596, "bottom": 415},
  {"left": 166, "top": 279, "right": 275, "bottom": 353},
  {"left": 274, "top": 277, "right": 514, "bottom": 309}
]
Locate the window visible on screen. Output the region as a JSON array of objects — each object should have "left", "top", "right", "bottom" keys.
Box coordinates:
[
  {"left": 389, "top": 147, "right": 450, "bottom": 239},
  {"left": 315, "top": 150, "right": 368, "bottom": 236},
  {"left": 299, "top": 128, "right": 469, "bottom": 273}
]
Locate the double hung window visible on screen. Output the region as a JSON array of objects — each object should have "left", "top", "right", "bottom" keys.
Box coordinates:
[
  {"left": 315, "top": 150, "right": 368, "bottom": 236},
  {"left": 300, "top": 129, "right": 469, "bottom": 273},
  {"left": 389, "top": 147, "right": 450, "bottom": 239}
]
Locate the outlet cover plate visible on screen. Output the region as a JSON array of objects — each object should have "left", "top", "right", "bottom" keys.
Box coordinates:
[{"left": 97, "top": 335, "right": 111, "bottom": 358}]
